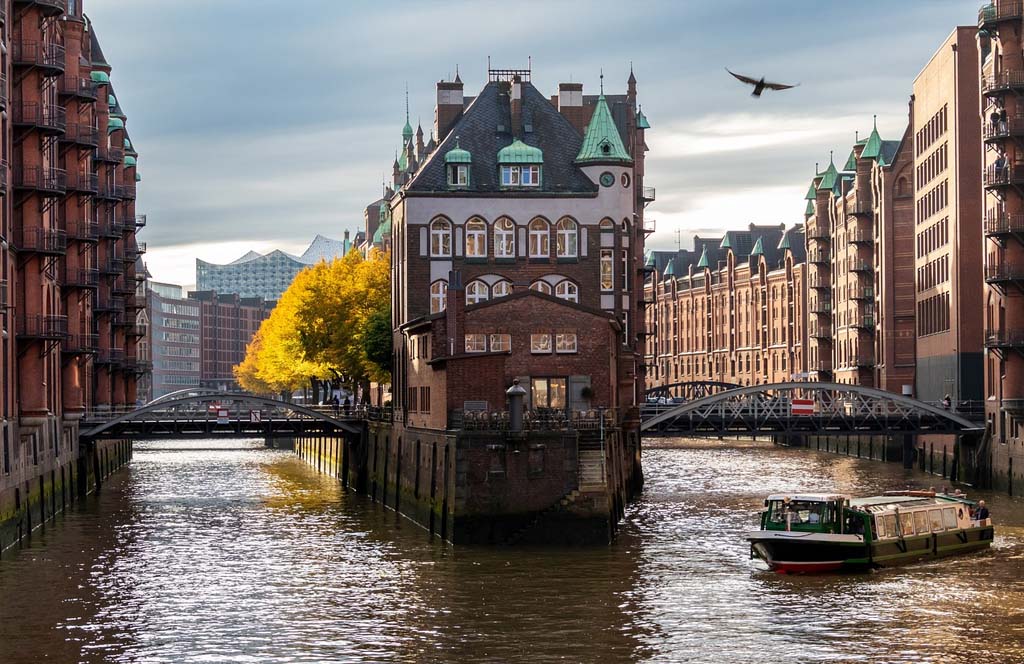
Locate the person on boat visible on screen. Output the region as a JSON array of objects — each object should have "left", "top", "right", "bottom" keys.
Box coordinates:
[
  {"left": 807, "top": 507, "right": 821, "bottom": 524},
  {"left": 976, "top": 501, "right": 990, "bottom": 521}
]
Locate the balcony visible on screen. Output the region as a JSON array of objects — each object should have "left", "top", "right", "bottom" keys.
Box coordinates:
[
  {"left": 640, "top": 186, "right": 656, "bottom": 204},
  {"left": 811, "top": 359, "right": 833, "bottom": 373},
  {"left": 984, "top": 116, "right": 1024, "bottom": 143},
  {"left": 16, "top": 227, "right": 67, "bottom": 255},
  {"left": 95, "top": 181, "right": 119, "bottom": 201},
  {"left": 12, "top": 101, "right": 67, "bottom": 135},
  {"left": 17, "top": 314, "right": 68, "bottom": 340},
  {"left": 65, "top": 170, "right": 99, "bottom": 195},
  {"left": 99, "top": 257, "right": 124, "bottom": 275},
  {"left": 854, "top": 353, "right": 874, "bottom": 368},
  {"left": 0, "top": 74, "right": 8, "bottom": 111},
  {"left": 113, "top": 314, "right": 134, "bottom": 328},
  {"left": 810, "top": 323, "right": 831, "bottom": 339},
  {"left": 95, "top": 295, "right": 126, "bottom": 313},
  {"left": 807, "top": 226, "right": 830, "bottom": 241},
  {"left": 63, "top": 334, "right": 99, "bottom": 355},
  {"left": 984, "top": 164, "right": 1024, "bottom": 188},
  {"left": 983, "top": 70, "right": 1024, "bottom": 96},
  {"left": 985, "top": 328, "right": 1024, "bottom": 349},
  {"left": 61, "top": 121, "right": 100, "bottom": 148},
  {"left": 985, "top": 261, "right": 1024, "bottom": 285},
  {"left": 811, "top": 301, "right": 831, "bottom": 315},
  {"left": 809, "top": 276, "right": 831, "bottom": 290},
  {"left": 65, "top": 268, "right": 99, "bottom": 290},
  {"left": 128, "top": 324, "right": 149, "bottom": 339},
  {"left": 642, "top": 217, "right": 656, "bottom": 234},
  {"left": 96, "top": 145, "right": 125, "bottom": 164},
  {"left": 848, "top": 199, "right": 871, "bottom": 216},
  {"left": 95, "top": 348, "right": 125, "bottom": 366},
  {"left": 67, "top": 220, "right": 100, "bottom": 242},
  {"left": 980, "top": 2, "right": 1024, "bottom": 28},
  {"left": 808, "top": 250, "right": 829, "bottom": 264},
  {"left": 124, "top": 241, "right": 146, "bottom": 261},
  {"left": 117, "top": 183, "right": 137, "bottom": 200},
  {"left": 14, "top": 165, "right": 67, "bottom": 195},
  {"left": 850, "top": 286, "right": 874, "bottom": 300},
  {"left": 112, "top": 278, "right": 133, "bottom": 295},
  {"left": 855, "top": 315, "right": 876, "bottom": 330},
  {"left": 0, "top": 280, "right": 7, "bottom": 309},
  {"left": 98, "top": 218, "right": 124, "bottom": 238},
  {"left": 849, "top": 230, "right": 873, "bottom": 245},
  {"left": 850, "top": 260, "right": 873, "bottom": 273},
  {"left": 985, "top": 211, "right": 1024, "bottom": 240},
  {"left": 135, "top": 214, "right": 148, "bottom": 229},
  {"left": 11, "top": 40, "right": 66, "bottom": 74},
  {"left": 1003, "top": 398, "right": 1024, "bottom": 416},
  {"left": 58, "top": 75, "right": 99, "bottom": 101}
]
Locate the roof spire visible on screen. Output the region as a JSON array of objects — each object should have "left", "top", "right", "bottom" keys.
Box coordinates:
[
  {"left": 454, "top": 63, "right": 461, "bottom": 83},
  {"left": 873, "top": 113, "right": 877, "bottom": 130},
  {"left": 405, "top": 83, "right": 409, "bottom": 123},
  {"left": 599, "top": 68, "right": 604, "bottom": 95},
  {"left": 855, "top": 130, "right": 859, "bottom": 142}
]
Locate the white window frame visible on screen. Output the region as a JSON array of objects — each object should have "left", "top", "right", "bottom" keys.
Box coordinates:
[
  {"left": 448, "top": 164, "right": 469, "bottom": 186},
  {"left": 466, "top": 280, "right": 489, "bottom": 305},
  {"left": 529, "top": 218, "right": 550, "bottom": 257},
  {"left": 430, "top": 218, "right": 452, "bottom": 257},
  {"left": 521, "top": 165, "right": 541, "bottom": 186},
  {"left": 492, "top": 280, "right": 513, "bottom": 298},
  {"left": 489, "top": 333, "right": 511, "bottom": 352},
  {"left": 555, "top": 280, "right": 578, "bottom": 303},
  {"left": 465, "top": 218, "right": 487, "bottom": 258},
  {"left": 555, "top": 333, "right": 578, "bottom": 354},
  {"left": 530, "top": 333, "right": 552, "bottom": 354},
  {"left": 556, "top": 218, "right": 578, "bottom": 257},
  {"left": 600, "top": 249, "right": 614, "bottom": 291},
  {"left": 494, "top": 218, "right": 515, "bottom": 257},
  {"left": 501, "top": 166, "right": 519, "bottom": 186},
  {"left": 530, "top": 281, "right": 552, "bottom": 295},
  {"left": 465, "top": 334, "right": 487, "bottom": 353},
  {"left": 430, "top": 280, "right": 448, "bottom": 313}
]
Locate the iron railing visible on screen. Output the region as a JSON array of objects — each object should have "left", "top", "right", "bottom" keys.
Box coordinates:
[
  {"left": 985, "top": 328, "right": 1024, "bottom": 348},
  {"left": 16, "top": 227, "right": 67, "bottom": 254},
  {"left": 65, "top": 170, "right": 99, "bottom": 194},
  {"left": 11, "top": 40, "right": 66, "bottom": 72},
  {"left": 62, "top": 121, "right": 100, "bottom": 148},
  {"left": 980, "top": 2, "right": 1024, "bottom": 27},
  {"left": 13, "top": 166, "right": 66, "bottom": 195},
  {"left": 985, "top": 262, "right": 1024, "bottom": 282},
  {"left": 135, "top": 214, "right": 148, "bottom": 229},
  {"left": 982, "top": 70, "right": 1024, "bottom": 95},
  {"left": 58, "top": 75, "right": 99, "bottom": 100},
  {"left": 67, "top": 220, "right": 100, "bottom": 242},
  {"left": 450, "top": 408, "right": 618, "bottom": 432},
  {"left": 984, "top": 164, "right": 1024, "bottom": 187},
  {"left": 95, "top": 348, "right": 126, "bottom": 365},
  {"left": 65, "top": 268, "right": 99, "bottom": 289},
  {"left": 95, "top": 296, "right": 126, "bottom": 312},
  {"left": 96, "top": 145, "right": 125, "bottom": 164},
  {"left": 63, "top": 334, "right": 99, "bottom": 354},
  {"left": 984, "top": 211, "right": 1024, "bottom": 235},
  {"left": 17, "top": 314, "right": 68, "bottom": 340}
]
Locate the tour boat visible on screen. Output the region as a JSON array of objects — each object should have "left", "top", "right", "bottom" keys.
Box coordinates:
[{"left": 747, "top": 491, "right": 994, "bottom": 573}]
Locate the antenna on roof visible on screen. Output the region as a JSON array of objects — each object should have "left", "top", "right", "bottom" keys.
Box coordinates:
[
  {"left": 405, "top": 83, "right": 409, "bottom": 122},
  {"left": 528, "top": 55, "right": 532, "bottom": 72},
  {"left": 600, "top": 68, "right": 604, "bottom": 95},
  {"left": 855, "top": 130, "right": 859, "bottom": 142},
  {"left": 675, "top": 228, "right": 681, "bottom": 251}
]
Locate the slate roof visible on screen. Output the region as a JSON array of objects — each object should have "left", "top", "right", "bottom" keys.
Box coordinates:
[
  {"left": 406, "top": 81, "right": 599, "bottom": 195},
  {"left": 649, "top": 223, "right": 804, "bottom": 281},
  {"left": 89, "top": 26, "right": 109, "bottom": 67}
]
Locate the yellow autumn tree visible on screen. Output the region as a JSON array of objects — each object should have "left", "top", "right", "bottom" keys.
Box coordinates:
[{"left": 234, "top": 248, "right": 391, "bottom": 397}]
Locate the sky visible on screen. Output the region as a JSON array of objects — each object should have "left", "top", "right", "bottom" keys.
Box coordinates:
[{"left": 85, "top": 0, "right": 977, "bottom": 288}]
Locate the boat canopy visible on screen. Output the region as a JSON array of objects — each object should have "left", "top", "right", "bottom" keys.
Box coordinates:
[{"left": 765, "top": 493, "right": 847, "bottom": 503}]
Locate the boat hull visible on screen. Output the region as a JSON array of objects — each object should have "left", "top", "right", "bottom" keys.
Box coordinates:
[{"left": 749, "top": 526, "right": 994, "bottom": 573}]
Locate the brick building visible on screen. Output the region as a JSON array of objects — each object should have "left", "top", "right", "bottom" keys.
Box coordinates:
[
  {"left": 912, "top": 26, "right": 984, "bottom": 403},
  {"left": 371, "top": 66, "right": 651, "bottom": 543},
  {"left": 190, "top": 290, "right": 273, "bottom": 392},
  {"left": 643, "top": 224, "right": 807, "bottom": 389},
  {"left": 1, "top": 1, "right": 144, "bottom": 550},
  {"left": 979, "top": 3, "right": 1024, "bottom": 464},
  {"left": 804, "top": 117, "right": 917, "bottom": 392}
]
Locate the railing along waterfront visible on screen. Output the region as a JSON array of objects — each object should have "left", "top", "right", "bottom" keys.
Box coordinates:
[{"left": 450, "top": 408, "right": 617, "bottom": 432}]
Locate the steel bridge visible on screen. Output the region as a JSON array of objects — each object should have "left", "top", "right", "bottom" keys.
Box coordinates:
[
  {"left": 80, "top": 393, "right": 364, "bottom": 441},
  {"left": 640, "top": 382, "right": 984, "bottom": 437},
  {"left": 644, "top": 380, "right": 741, "bottom": 402}
]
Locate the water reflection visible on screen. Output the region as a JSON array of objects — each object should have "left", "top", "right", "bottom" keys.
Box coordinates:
[{"left": 0, "top": 438, "right": 1021, "bottom": 663}]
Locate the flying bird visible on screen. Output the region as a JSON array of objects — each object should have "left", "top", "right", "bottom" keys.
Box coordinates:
[{"left": 726, "top": 69, "right": 799, "bottom": 97}]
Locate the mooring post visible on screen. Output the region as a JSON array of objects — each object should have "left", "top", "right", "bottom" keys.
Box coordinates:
[{"left": 507, "top": 380, "right": 527, "bottom": 433}]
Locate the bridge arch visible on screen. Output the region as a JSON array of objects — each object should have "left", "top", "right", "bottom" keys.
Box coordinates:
[
  {"left": 644, "top": 380, "right": 741, "bottom": 402},
  {"left": 640, "top": 381, "right": 982, "bottom": 435},
  {"left": 83, "top": 392, "right": 363, "bottom": 440},
  {"left": 146, "top": 388, "right": 232, "bottom": 406}
]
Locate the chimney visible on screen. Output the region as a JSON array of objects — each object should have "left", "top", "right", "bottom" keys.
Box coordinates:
[
  {"left": 446, "top": 270, "right": 464, "bottom": 357},
  {"left": 511, "top": 75, "right": 523, "bottom": 137},
  {"left": 435, "top": 75, "right": 464, "bottom": 143},
  {"left": 557, "top": 82, "right": 585, "bottom": 133}
]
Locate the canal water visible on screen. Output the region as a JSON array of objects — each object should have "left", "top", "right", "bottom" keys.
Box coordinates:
[{"left": 1, "top": 438, "right": 1023, "bottom": 664}]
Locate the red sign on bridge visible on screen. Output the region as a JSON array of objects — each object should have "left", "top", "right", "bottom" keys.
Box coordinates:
[{"left": 791, "top": 399, "right": 815, "bottom": 416}]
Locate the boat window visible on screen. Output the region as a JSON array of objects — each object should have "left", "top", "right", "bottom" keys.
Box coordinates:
[
  {"left": 899, "top": 511, "right": 915, "bottom": 536},
  {"left": 942, "top": 508, "right": 958, "bottom": 529},
  {"left": 883, "top": 514, "right": 898, "bottom": 539},
  {"left": 929, "top": 509, "right": 944, "bottom": 531},
  {"left": 767, "top": 500, "right": 828, "bottom": 525},
  {"left": 914, "top": 511, "right": 928, "bottom": 534}
]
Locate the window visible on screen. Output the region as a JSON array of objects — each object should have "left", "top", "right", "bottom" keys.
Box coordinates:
[
  {"left": 430, "top": 280, "right": 447, "bottom": 313},
  {"left": 448, "top": 164, "right": 469, "bottom": 186},
  {"left": 420, "top": 387, "right": 430, "bottom": 413},
  {"left": 430, "top": 218, "right": 451, "bottom": 257},
  {"left": 521, "top": 165, "right": 540, "bottom": 186},
  {"left": 530, "top": 281, "right": 552, "bottom": 295},
  {"left": 531, "top": 334, "right": 552, "bottom": 353},
  {"left": 942, "top": 507, "right": 958, "bottom": 529},
  {"left": 466, "top": 280, "right": 489, "bottom": 305},
  {"left": 929, "top": 509, "right": 944, "bottom": 532},
  {"left": 408, "top": 387, "right": 418, "bottom": 412},
  {"left": 600, "top": 249, "right": 614, "bottom": 290},
  {"left": 555, "top": 280, "right": 578, "bottom": 303},
  {"left": 490, "top": 333, "right": 511, "bottom": 351},
  {"left": 556, "top": 218, "right": 577, "bottom": 257},
  {"left": 531, "top": 377, "right": 567, "bottom": 409},
  {"left": 529, "top": 218, "right": 549, "bottom": 257},
  {"left": 465, "top": 334, "right": 486, "bottom": 353},
  {"left": 621, "top": 250, "right": 629, "bottom": 290},
  {"left": 466, "top": 218, "right": 487, "bottom": 257},
  {"left": 899, "top": 511, "right": 915, "bottom": 536},
  {"left": 492, "top": 280, "right": 512, "bottom": 298},
  {"left": 555, "top": 333, "right": 577, "bottom": 353},
  {"left": 501, "top": 165, "right": 520, "bottom": 186},
  {"left": 913, "top": 511, "right": 928, "bottom": 535},
  {"left": 495, "top": 218, "right": 515, "bottom": 257}
]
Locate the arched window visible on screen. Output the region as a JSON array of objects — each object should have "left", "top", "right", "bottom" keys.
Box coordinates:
[
  {"left": 555, "top": 280, "right": 578, "bottom": 303},
  {"left": 530, "top": 280, "right": 552, "bottom": 295},
  {"left": 430, "top": 280, "right": 448, "bottom": 313},
  {"left": 599, "top": 218, "right": 614, "bottom": 231},
  {"left": 430, "top": 218, "right": 451, "bottom": 257},
  {"left": 465, "top": 218, "right": 487, "bottom": 258},
  {"left": 466, "top": 280, "right": 489, "bottom": 305},
  {"left": 556, "top": 218, "right": 578, "bottom": 258},
  {"left": 528, "top": 218, "right": 549, "bottom": 257},
  {"left": 492, "top": 279, "right": 513, "bottom": 298},
  {"left": 494, "top": 217, "right": 515, "bottom": 258}
]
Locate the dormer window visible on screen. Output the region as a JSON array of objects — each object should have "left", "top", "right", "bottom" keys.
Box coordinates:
[
  {"left": 497, "top": 139, "right": 543, "bottom": 188},
  {"left": 444, "top": 137, "right": 472, "bottom": 189}
]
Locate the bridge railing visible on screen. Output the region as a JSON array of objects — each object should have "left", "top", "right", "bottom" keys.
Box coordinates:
[{"left": 450, "top": 408, "right": 616, "bottom": 432}]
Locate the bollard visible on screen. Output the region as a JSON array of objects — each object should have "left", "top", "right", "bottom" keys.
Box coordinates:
[{"left": 506, "top": 379, "right": 528, "bottom": 433}]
